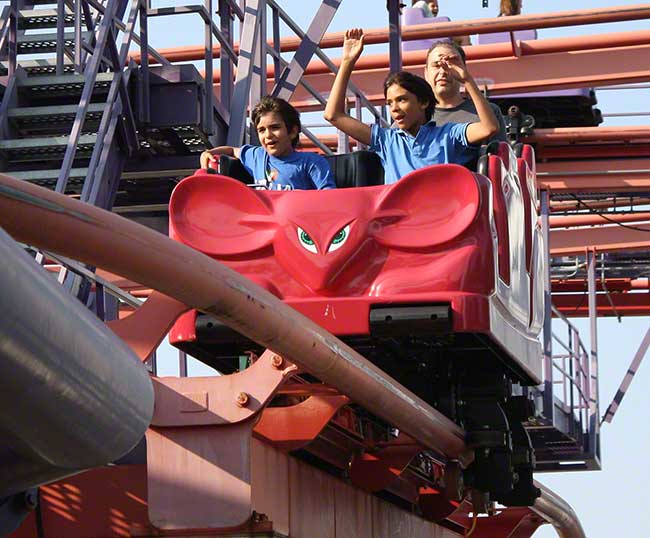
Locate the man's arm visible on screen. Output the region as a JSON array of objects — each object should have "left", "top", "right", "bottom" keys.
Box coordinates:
[
  {"left": 441, "top": 54, "right": 498, "bottom": 145},
  {"left": 323, "top": 28, "right": 372, "bottom": 146},
  {"left": 200, "top": 146, "right": 241, "bottom": 169},
  {"left": 463, "top": 77, "right": 499, "bottom": 144}
]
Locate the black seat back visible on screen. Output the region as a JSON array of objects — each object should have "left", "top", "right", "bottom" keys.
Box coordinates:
[
  {"left": 217, "top": 155, "right": 254, "bottom": 183},
  {"left": 215, "top": 150, "right": 385, "bottom": 189},
  {"left": 324, "top": 150, "right": 384, "bottom": 188}
]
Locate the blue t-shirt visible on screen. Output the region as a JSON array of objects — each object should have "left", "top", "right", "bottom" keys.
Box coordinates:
[
  {"left": 369, "top": 121, "right": 471, "bottom": 184},
  {"left": 239, "top": 145, "right": 336, "bottom": 190}
]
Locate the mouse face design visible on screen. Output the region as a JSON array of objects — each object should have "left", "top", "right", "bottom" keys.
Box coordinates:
[{"left": 170, "top": 166, "right": 481, "bottom": 295}]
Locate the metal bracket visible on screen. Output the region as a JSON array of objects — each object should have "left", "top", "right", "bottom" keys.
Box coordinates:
[
  {"left": 146, "top": 351, "right": 296, "bottom": 530},
  {"left": 348, "top": 433, "right": 423, "bottom": 493}
]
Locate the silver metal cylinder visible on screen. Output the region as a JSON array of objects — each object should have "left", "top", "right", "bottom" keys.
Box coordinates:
[
  {"left": 0, "top": 227, "right": 154, "bottom": 497},
  {"left": 533, "top": 483, "right": 587, "bottom": 538}
]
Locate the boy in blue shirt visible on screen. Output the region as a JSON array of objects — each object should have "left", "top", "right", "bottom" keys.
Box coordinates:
[
  {"left": 323, "top": 28, "right": 498, "bottom": 184},
  {"left": 201, "top": 96, "right": 335, "bottom": 190}
]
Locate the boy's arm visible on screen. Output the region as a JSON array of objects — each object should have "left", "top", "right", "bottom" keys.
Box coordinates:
[
  {"left": 441, "top": 54, "right": 498, "bottom": 144},
  {"left": 200, "top": 146, "right": 241, "bottom": 169},
  {"left": 323, "top": 28, "right": 372, "bottom": 146},
  {"left": 309, "top": 155, "right": 337, "bottom": 189}
]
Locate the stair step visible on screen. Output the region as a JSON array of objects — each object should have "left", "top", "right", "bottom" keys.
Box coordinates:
[
  {"left": 0, "top": 59, "right": 76, "bottom": 77},
  {"left": 0, "top": 134, "right": 97, "bottom": 161},
  {"left": 20, "top": 0, "right": 67, "bottom": 5},
  {"left": 17, "top": 31, "right": 92, "bottom": 54},
  {"left": 18, "top": 9, "right": 85, "bottom": 30},
  {"left": 17, "top": 72, "right": 114, "bottom": 99},
  {"left": 8, "top": 103, "right": 105, "bottom": 135},
  {"left": 9, "top": 167, "right": 88, "bottom": 189}
]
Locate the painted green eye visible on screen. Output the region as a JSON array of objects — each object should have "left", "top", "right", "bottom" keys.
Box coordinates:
[
  {"left": 328, "top": 224, "right": 350, "bottom": 252},
  {"left": 297, "top": 227, "right": 317, "bottom": 253}
]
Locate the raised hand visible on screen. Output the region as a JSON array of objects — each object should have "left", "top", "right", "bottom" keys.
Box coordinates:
[
  {"left": 439, "top": 53, "right": 470, "bottom": 84},
  {"left": 342, "top": 28, "right": 365, "bottom": 64}
]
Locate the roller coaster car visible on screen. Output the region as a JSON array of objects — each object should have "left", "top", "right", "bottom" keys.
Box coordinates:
[{"left": 168, "top": 142, "right": 545, "bottom": 506}]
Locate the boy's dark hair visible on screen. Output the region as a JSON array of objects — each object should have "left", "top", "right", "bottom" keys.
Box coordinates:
[
  {"left": 251, "top": 96, "right": 302, "bottom": 147},
  {"left": 426, "top": 39, "right": 467, "bottom": 65},
  {"left": 383, "top": 71, "right": 436, "bottom": 121}
]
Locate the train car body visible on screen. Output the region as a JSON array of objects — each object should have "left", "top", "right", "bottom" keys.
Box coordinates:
[{"left": 169, "top": 142, "right": 544, "bottom": 398}]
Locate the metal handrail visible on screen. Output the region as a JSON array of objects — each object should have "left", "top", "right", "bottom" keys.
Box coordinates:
[{"left": 547, "top": 304, "right": 591, "bottom": 440}]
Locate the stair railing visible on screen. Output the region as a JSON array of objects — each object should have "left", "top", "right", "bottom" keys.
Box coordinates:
[
  {"left": 1, "top": 0, "right": 17, "bottom": 77},
  {"left": 549, "top": 305, "right": 591, "bottom": 442}
]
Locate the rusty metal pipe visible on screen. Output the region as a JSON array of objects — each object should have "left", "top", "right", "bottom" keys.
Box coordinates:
[
  {"left": 549, "top": 211, "right": 650, "bottom": 228},
  {"left": 532, "top": 483, "right": 587, "bottom": 538},
  {"left": 526, "top": 126, "right": 650, "bottom": 144},
  {"left": 552, "top": 197, "right": 650, "bottom": 212},
  {"left": 203, "top": 30, "right": 650, "bottom": 83},
  {"left": 0, "top": 174, "right": 472, "bottom": 467},
  {"left": 129, "top": 5, "right": 650, "bottom": 64}
]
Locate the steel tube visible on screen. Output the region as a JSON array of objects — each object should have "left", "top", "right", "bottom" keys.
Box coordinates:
[
  {"left": 203, "top": 30, "right": 650, "bottom": 83},
  {"left": 0, "top": 174, "right": 472, "bottom": 467},
  {"left": 551, "top": 197, "right": 650, "bottom": 212},
  {"left": 128, "top": 6, "right": 650, "bottom": 64},
  {"left": 526, "top": 126, "right": 650, "bottom": 144},
  {"left": 549, "top": 212, "right": 650, "bottom": 228},
  {"left": 532, "top": 483, "right": 587, "bottom": 538},
  {"left": 0, "top": 227, "right": 154, "bottom": 497}
]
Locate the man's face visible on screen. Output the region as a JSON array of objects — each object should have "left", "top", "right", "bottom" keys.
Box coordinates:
[{"left": 424, "top": 45, "right": 462, "bottom": 98}]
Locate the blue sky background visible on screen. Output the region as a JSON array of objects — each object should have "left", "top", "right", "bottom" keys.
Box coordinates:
[{"left": 152, "top": 2, "right": 650, "bottom": 536}]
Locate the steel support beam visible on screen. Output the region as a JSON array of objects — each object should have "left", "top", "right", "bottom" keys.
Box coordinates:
[
  {"left": 249, "top": 0, "right": 266, "bottom": 111},
  {"left": 132, "top": 6, "right": 650, "bottom": 62},
  {"left": 551, "top": 197, "right": 650, "bottom": 213},
  {"left": 466, "top": 43, "right": 650, "bottom": 95},
  {"left": 553, "top": 293, "right": 650, "bottom": 317},
  {"left": 552, "top": 279, "right": 650, "bottom": 293},
  {"left": 538, "top": 144, "right": 650, "bottom": 161},
  {"left": 550, "top": 224, "right": 650, "bottom": 256},
  {"left": 601, "top": 325, "right": 650, "bottom": 423},
  {"left": 272, "top": 0, "right": 341, "bottom": 101},
  {"left": 387, "top": 0, "right": 402, "bottom": 72},
  {"left": 549, "top": 212, "right": 650, "bottom": 229},
  {"left": 527, "top": 126, "right": 650, "bottom": 144},
  {"left": 0, "top": 174, "right": 471, "bottom": 467},
  {"left": 541, "top": 190, "right": 554, "bottom": 421},
  {"left": 586, "top": 251, "right": 601, "bottom": 462},
  {"left": 226, "top": 0, "right": 260, "bottom": 146}
]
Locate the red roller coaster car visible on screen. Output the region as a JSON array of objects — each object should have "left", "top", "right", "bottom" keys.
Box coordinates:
[{"left": 169, "top": 142, "right": 543, "bottom": 384}]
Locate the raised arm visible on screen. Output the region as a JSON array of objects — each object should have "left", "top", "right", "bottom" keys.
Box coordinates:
[
  {"left": 323, "top": 28, "right": 372, "bottom": 146},
  {"left": 200, "top": 146, "right": 241, "bottom": 169},
  {"left": 441, "top": 54, "right": 498, "bottom": 145}
]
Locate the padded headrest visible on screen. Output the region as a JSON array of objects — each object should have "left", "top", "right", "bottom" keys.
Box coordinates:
[
  {"left": 323, "top": 150, "right": 385, "bottom": 189},
  {"left": 217, "top": 155, "right": 254, "bottom": 184}
]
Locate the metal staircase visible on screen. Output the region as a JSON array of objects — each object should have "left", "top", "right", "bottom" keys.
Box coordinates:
[{"left": 0, "top": 0, "right": 138, "bottom": 210}]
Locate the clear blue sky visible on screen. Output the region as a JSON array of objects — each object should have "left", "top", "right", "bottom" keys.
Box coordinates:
[{"left": 152, "top": 2, "right": 650, "bottom": 536}]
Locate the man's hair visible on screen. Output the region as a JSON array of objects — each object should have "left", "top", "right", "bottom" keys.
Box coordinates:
[
  {"left": 425, "top": 39, "right": 467, "bottom": 65},
  {"left": 251, "top": 96, "right": 301, "bottom": 147},
  {"left": 383, "top": 71, "right": 436, "bottom": 121}
]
